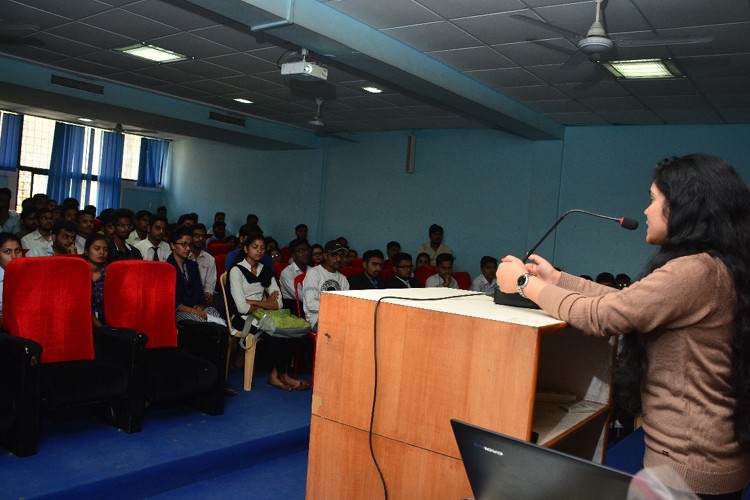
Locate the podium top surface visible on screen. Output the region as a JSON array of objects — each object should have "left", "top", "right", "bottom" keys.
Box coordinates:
[{"left": 325, "top": 288, "right": 566, "bottom": 328}]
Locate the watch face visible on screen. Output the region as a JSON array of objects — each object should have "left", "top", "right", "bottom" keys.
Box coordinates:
[{"left": 517, "top": 274, "right": 528, "bottom": 287}]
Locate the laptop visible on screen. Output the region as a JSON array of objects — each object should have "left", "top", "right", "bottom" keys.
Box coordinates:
[{"left": 451, "top": 419, "right": 633, "bottom": 500}]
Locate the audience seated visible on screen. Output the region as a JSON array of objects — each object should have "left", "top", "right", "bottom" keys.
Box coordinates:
[
  {"left": 126, "top": 210, "right": 151, "bottom": 246},
  {"left": 294, "top": 224, "right": 308, "bottom": 242},
  {"left": 280, "top": 238, "right": 309, "bottom": 311},
  {"left": 310, "top": 244, "right": 324, "bottom": 267},
  {"left": 134, "top": 214, "right": 170, "bottom": 261},
  {"left": 596, "top": 272, "right": 616, "bottom": 288},
  {"left": 426, "top": 253, "right": 458, "bottom": 289},
  {"left": 21, "top": 207, "right": 53, "bottom": 250},
  {"left": 107, "top": 209, "right": 143, "bottom": 262},
  {"left": 348, "top": 249, "right": 384, "bottom": 290},
  {"left": 384, "top": 240, "right": 400, "bottom": 269},
  {"left": 227, "top": 233, "right": 308, "bottom": 392},
  {"left": 302, "top": 240, "right": 350, "bottom": 330},
  {"left": 417, "top": 223, "right": 452, "bottom": 265},
  {"left": 0, "top": 188, "right": 22, "bottom": 236},
  {"left": 19, "top": 208, "right": 36, "bottom": 237},
  {"left": 416, "top": 252, "right": 431, "bottom": 268},
  {"left": 84, "top": 234, "right": 109, "bottom": 327},
  {"left": 75, "top": 209, "right": 96, "bottom": 254},
  {"left": 188, "top": 223, "right": 217, "bottom": 303},
  {"left": 26, "top": 220, "right": 78, "bottom": 256},
  {"left": 205, "top": 221, "right": 228, "bottom": 246},
  {"left": 0, "top": 232, "right": 23, "bottom": 327},
  {"left": 383, "top": 252, "right": 420, "bottom": 289},
  {"left": 168, "top": 227, "right": 222, "bottom": 323},
  {"left": 470, "top": 256, "right": 498, "bottom": 295}
]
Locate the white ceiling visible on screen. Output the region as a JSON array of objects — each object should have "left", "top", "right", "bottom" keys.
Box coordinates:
[{"left": 0, "top": 0, "right": 748, "bottom": 142}]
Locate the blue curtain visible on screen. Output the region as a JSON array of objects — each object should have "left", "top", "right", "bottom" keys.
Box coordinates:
[
  {"left": 0, "top": 113, "right": 23, "bottom": 171},
  {"left": 138, "top": 138, "right": 168, "bottom": 188},
  {"left": 48, "top": 122, "right": 85, "bottom": 202},
  {"left": 97, "top": 131, "right": 124, "bottom": 210}
]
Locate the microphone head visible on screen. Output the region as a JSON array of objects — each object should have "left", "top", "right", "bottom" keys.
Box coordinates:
[{"left": 619, "top": 217, "right": 639, "bottom": 230}]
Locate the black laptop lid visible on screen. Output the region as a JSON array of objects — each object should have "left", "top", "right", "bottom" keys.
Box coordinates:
[{"left": 451, "top": 419, "right": 633, "bottom": 500}]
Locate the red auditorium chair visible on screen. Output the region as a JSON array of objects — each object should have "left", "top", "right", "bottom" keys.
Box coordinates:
[
  {"left": 350, "top": 257, "right": 363, "bottom": 268},
  {"left": 414, "top": 265, "right": 436, "bottom": 287},
  {"left": 338, "top": 266, "right": 361, "bottom": 278},
  {"left": 273, "top": 261, "right": 289, "bottom": 285},
  {"left": 206, "top": 242, "right": 233, "bottom": 257},
  {"left": 454, "top": 271, "right": 471, "bottom": 290},
  {"left": 0, "top": 257, "right": 147, "bottom": 456},
  {"left": 280, "top": 246, "right": 292, "bottom": 263},
  {"left": 105, "top": 261, "right": 226, "bottom": 416}
]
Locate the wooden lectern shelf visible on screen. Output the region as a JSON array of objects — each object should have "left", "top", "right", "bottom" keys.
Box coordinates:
[{"left": 306, "top": 288, "right": 616, "bottom": 499}]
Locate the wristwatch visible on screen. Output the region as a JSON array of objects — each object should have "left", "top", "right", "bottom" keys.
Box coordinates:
[{"left": 516, "top": 272, "right": 533, "bottom": 298}]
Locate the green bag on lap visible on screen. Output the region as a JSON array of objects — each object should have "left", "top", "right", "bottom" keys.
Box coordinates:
[{"left": 251, "top": 308, "right": 311, "bottom": 338}]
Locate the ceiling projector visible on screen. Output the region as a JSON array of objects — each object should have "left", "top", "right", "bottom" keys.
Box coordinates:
[{"left": 281, "top": 60, "right": 328, "bottom": 80}]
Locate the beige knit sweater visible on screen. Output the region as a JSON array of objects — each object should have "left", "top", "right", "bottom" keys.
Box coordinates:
[{"left": 538, "top": 253, "right": 750, "bottom": 495}]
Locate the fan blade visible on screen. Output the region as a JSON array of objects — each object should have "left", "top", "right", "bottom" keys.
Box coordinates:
[
  {"left": 615, "top": 34, "right": 713, "bottom": 47},
  {"left": 560, "top": 49, "right": 590, "bottom": 70},
  {"left": 510, "top": 14, "right": 584, "bottom": 44}
]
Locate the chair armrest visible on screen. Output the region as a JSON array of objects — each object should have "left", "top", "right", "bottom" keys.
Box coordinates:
[
  {"left": 0, "top": 332, "right": 42, "bottom": 391},
  {"left": 177, "top": 320, "right": 228, "bottom": 381},
  {"left": 0, "top": 331, "right": 42, "bottom": 451},
  {"left": 93, "top": 326, "right": 147, "bottom": 375}
]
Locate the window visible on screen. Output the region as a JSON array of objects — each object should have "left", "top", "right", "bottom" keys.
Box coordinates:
[{"left": 3, "top": 112, "right": 156, "bottom": 211}]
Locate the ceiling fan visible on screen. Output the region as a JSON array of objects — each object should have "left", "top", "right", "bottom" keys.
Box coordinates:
[
  {"left": 305, "top": 97, "right": 357, "bottom": 143},
  {"left": 511, "top": 0, "right": 713, "bottom": 69},
  {"left": 308, "top": 97, "right": 325, "bottom": 127}
]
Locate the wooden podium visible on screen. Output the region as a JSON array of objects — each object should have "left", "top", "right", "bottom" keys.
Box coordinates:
[{"left": 305, "top": 288, "right": 615, "bottom": 499}]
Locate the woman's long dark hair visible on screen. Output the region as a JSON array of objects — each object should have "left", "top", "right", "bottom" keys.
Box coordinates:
[{"left": 621, "top": 154, "right": 750, "bottom": 447}]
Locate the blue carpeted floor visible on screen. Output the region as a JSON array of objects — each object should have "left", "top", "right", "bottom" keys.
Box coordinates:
[{"left": 0, "top": 369, "right": 312, "bottom": 499}]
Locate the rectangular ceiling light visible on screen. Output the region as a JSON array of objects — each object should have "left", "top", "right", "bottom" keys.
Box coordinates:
[
  {"left": 233, "top": 98, "right": 254, "bottom": 104},
  {"left": 362, "top": 86, "right": 383, "bottom": 94},
  {"left": 601, "top": 58, "right": 682, "bottom": 79},
  {"left": 116, "top": 43, "right": 188, "bottom": 63}
]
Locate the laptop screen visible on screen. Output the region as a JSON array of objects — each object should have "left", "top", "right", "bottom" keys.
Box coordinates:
[{"left": 451, "top": 419, "right": 633, "bottom": 500}]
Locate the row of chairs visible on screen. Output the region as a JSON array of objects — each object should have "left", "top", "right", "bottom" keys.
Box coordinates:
[{"left": 0, "top": 258, "right": 226, "bottom": 457}]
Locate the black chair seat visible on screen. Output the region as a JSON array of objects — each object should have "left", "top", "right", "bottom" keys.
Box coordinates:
[
  {"left": 40, "top": 360, "right": 128, "bottom": 410},
  {"left": 145, "top": 347, "right": 218, "bottom": 402},
  {"left": 0, "top": 386, "right": 16, "bottom": 430}
]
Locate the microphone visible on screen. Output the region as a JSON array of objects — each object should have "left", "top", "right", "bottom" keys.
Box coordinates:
[{"left": 523, "top": 209, "right": 638, "bottom": 262}]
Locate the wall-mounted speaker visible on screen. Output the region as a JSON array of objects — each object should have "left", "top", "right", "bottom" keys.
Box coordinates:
[{"left": 405, "top": 134, "right": 416, "bottom": 174}]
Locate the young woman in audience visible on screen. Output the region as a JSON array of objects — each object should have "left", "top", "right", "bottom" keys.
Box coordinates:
[
  {"left": 415, "top": 252, "right": 431, "bottom": 268},
  {"left": 228, "top": 233, "right": 309, "bottom": 392},
  {"left": 84, "top": 234, "right": 109, "bottom": 327},
  {"left": 310, "top": 244, "right": 324, "bottom": 267},
  {"left": 497, "top": 154, "right": 750, "bottom": 498},
  {"left": 168, "top": 226, "right": 222, "bottom": 323},
  {"left": 0, "top": 232, "right": 23, "bottom": 327}
]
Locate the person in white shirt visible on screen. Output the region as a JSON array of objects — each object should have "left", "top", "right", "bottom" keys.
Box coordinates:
[
  {"left": 470, "top": 256, "right": 499, "bottom": 295},
  {"left": 0, "top": 188, "right": 22, "bottom": 236},
  {"left": 425, "top": 253, "right": 458, "bottom": 289},
  {"left": 21, "top": 207, "right": 54, "bottom": 250},
  {"left": 26, "top": 220, "right": 78, "bottom": 257},
  {"left": 75, "top": 210, "right": 96, "bottom": 254},
  {"left": 302, "top": 240, "right": 350, "bottom": 330},
  {"left": 188, "top": 223, "right": 217, "bottom": 303},
  {"left": 279, "top": 238, "right": 309, "bottom": 311},
  {"left": 417, "top": 223, "right": 452, "bottom": 265},
  {"left": 126, "top": 210, "right": 151, "bottom": 246},
  {"left": 135, "top": 214, "right": 171, "bottom": 262},
  {"left": 0, "top": 232, "right": 23, "bottom": 327}
]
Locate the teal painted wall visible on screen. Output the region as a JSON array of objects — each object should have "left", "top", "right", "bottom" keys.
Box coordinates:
[
  {"left": 165, "top": 137, "right": 325, "bottom": 242},
  {"left": 162, "top": 123, "right": 750, "bottom": 279}
]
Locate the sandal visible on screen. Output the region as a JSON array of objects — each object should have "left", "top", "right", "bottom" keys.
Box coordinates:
[
  {"left": 294, "top": 381, "right": 311, "bottom": 391},
  {"left": 267, "top": 380, "right": 293, "bottom": 392}
]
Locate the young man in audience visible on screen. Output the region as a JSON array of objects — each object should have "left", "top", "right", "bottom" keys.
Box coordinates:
[
  {"left": 280, "top": 238, "right": 310, "bottom": 311},
  {"left": 126, "top": 210, "right": 151, "bottom": 246},
  {"left": 205, "top": 221, "right": 227, "bottom": 246},
  {"left": 384, "top": 241, "right": 400, "bottom": 267},
  {"left": 75, "top": 209, "right": 96, "bottom": 254},
  {"left": 62, "top": 206, "right": 78, "bottom": 224},
  {"left": 107, "top": 209, "right": 143, "bottom": 263},
  {"left": 188, "top": 223, "right": 217, "bottom": 303},
  {"left": 470, "top": 256, "right": 498, "bottom": 295},
  {"left": 302, "top": 240, "right": 350, "bottom": 330},
  {"left": 384, "top": 252, "right": 420, "bottom": 288},
  {"left": 417, "top": 223, "right": 452, "bottom": 265},
  {"left": 135, "top": 214, "right": 170, "bottom": 261},
  {"left": 177, "top": 213, "right": 198, "bottom": 228},
  {"left": 348, "top": 249, "right": 385, "bottom": 290},
  {"left": 31, "top": 193, "right": 49, "bottom": 215},
  {"left": 21, "top": 207, "right": 53, "bottom": 250},
  {"left": 19, "top": 208, "right": 37, "bottom": 237},
  {"left": 27, "top": 220, "right": 78, "bottom": 256},
  {"left": 426, "top": 252, "right": 458, "bottom": 289},
  {"left": 0, "top": 188, "right": 21, "bottom": 236},
  {"left": 295, "top": 224, "right": 308, "bottom": 242}
]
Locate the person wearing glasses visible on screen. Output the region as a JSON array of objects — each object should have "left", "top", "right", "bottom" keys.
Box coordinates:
[
  {"left": 302, "top": 240, "right": 350, "bottom": 331},
  {"left": 279, "top": 238, "right": 310, "bottom": 311},
  {"left": 107, "top": 209, "right": 143, "bottom": 263},
  {"left": 187, "top": 223, "right": 217, "bottom": 304},
  {"left": 169, "top": 226, "right": 222, "bottom": 323},
  {"left": 309, "top": 244, "right": 324, "bottom": 267},
  {"left": 384, "top": 252, "right": 420, "bottom": 289}
]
